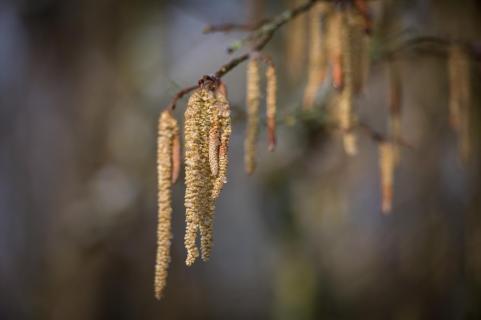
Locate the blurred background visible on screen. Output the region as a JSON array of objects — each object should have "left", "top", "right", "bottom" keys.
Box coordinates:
[{"left": 1, "top": 0, "right": 481, "bottom": 319}]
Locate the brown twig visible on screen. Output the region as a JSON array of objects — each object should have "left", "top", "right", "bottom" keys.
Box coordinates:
[
  {"left": 167, "top": 85, "right": 198, "bottom": 111},
  {"left": 165, "top": 0, "right": 319, "bottom": 111},
  {"left": 227, "top": 0, "right": 322, "bottom": 54},
  {"left": 203, "top": 20, "right": 268, "bottom": 33},
  {"left": 357, "top": 122, "right": 413, "bottom": 149}
]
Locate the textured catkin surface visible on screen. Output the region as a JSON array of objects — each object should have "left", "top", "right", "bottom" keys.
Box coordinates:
[
  {"left": 211, "top": 92, "right": 231, "bottom": 201},
  {"left": 201, "top": 92, "right": 231, "bottom": 261},
  {"left": 184, "top": 89, "right": 214, "bottom": 265},
  {"left": 184, "top": 88, "right": 231, "bottom": 264},
  {"left": 155, "top": 111, "right": 178, "bottom": 299}
]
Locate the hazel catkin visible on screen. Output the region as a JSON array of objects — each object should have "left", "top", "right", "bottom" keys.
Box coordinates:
[
  {"left": 245, "top": 58, "right": 261, "bottom": 175},
  {"left": 184, "top": 84, "right": 232, "bottom": 264},
  {"left": 379, "top": 142, "right": 395, "bottom": 214},
  {"left": 184, "top": 88, "right": 215, "bottom": 266},
  {"left": 155, "top": 110, "right": 179, "bottom": 299},
  {"left": 266, "top": 64, "right": 277, "bottom": 151},
  {"left": 337, "top": 7, "right": 358, "bottom": 155}
]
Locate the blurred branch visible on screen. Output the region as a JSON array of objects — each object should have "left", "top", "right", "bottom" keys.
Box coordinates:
[
  {"left": 357, "top": 121, "right": 414, "bottom": 148},
  {"left": 165, "top": 0, "right": 322, "bottom": 110},
  {"left": 203, "top": 20, "right": 268, "bottom": 33}
]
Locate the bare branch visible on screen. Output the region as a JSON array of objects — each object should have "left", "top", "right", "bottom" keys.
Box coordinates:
[{"left": 164, "top": 0, "right": 320, "bottom": 111}]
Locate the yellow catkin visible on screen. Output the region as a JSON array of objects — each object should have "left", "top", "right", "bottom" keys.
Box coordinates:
[
  {"left": 155, "top": 110, "right": 178, "bottom": 299},
  {"left": 303, "top": 3, "right": 328, "bottom": 109},
  {"left": 245, "top": 58, "right": 260, "bottom": 175},
  {"left": 200, "top": 91, "right": 232, "bottom": 262},
  {"left": 448, "top": 44, "right": 471, "bottom": 160},
  {"left": 184, "top": 86, "right": 231, "bottom": 264},
  {"left": 212, "top": 92, "right": 232, "bottom": 200},
  {"left": 338, "top": 8, "right": 357, "bottom": 155},
  {"left": 379, "top": 142, "right": 395, "bottom": 214},
  {"left": 184, "top": 88, "right": 216, "bottom": 266},
  {"left": 266, "top": 64, "right": 277, "bottom": 151},
  {"left": 285, "top": 0, "right": 306, "bottom": 81}
]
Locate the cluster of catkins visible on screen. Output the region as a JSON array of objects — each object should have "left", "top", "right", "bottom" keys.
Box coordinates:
[
  {"left": 155, "top": 0, "right": 475, "bottom": 299},
  {"left": 299, "top": 2, "right": 370, "bottom": 152},
  {"left": 288, "top": 2, "right": 394, "bottom": 207},
  {"left": 184, "top": 83, "right": 232, "bottom": 266},
  {"left": 155, "top": 79, "right": 234, "bottom": 298},
  {"left": 244, "top": 57, "right": 277, "bottom": 174}
]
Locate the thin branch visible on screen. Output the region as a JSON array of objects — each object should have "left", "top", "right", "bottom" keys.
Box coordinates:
[
  {"left": 203, "top": 20, "right": 268, "bottom": 33},
  {"left": 357, "top": 122, "right": 414, "bottom": 149},
  {"left": 164, "top": 0, "right": 319, "bottom": 111},
  {"left": 166, "top": 85, "right": 198, "bottom": 111},
  {"left": 227, "top": 0, "right": 321, "bottom": 54}
]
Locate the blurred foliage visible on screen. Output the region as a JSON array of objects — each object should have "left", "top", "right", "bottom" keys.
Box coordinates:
[{"left": 1, "top": 0, "right": 481, "bottom": 319}]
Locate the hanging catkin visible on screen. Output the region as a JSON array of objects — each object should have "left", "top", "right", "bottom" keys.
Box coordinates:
[
  {"left": 201, "top": 89, "right": 232, "bottom": 262},
  {"left": 327, "top": 8, "right": 343, "bottom": 90},
  {"left": 338, "top": 7, "right": 357, "bottom": 155},
  {"left": 285, "top": 0, "right": 306, "bottom": 81},
  {"left": 245, "top": 58, "right": 260, "bottom": 174},
  {"left": 379, "top": 142, "right": 395, "bottom": 214},
  {"left": 303, "top": 3, "right": 329, "bottom": 109},
  {"left": 448, "top": 43, "right": 471, "bottom": 160},
  {"left": 266, "top": 64, "right": 277, "bottom": 151},
  {"left": 155, "top": 110, "right": 179, "bottom": 299},
  {"left": 347, "top": 8, "right": 370, "bottom": 93},
  {"left": 212, "top": 91, "right": 232, "bottom": 200},
  {"left": 184, "top": 88, "right": 215, "bottom": 266},
  {"left": 184, "top": 83, "right": 231, "bottom": 265}
]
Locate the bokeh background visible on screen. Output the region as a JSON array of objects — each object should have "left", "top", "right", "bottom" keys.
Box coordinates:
[{"left": 1, "top": 0, "right": 481, "bottom": 319}]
